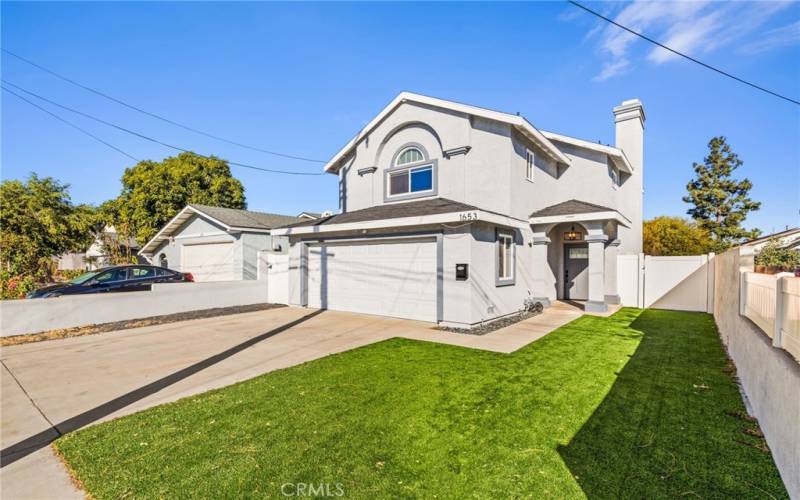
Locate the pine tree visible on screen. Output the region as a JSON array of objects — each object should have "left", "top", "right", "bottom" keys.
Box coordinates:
[{"left": 683, "top": 136, "right": 761, "bottom": 251}]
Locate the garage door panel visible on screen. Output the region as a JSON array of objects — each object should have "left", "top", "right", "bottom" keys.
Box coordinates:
[
  {"left": 307, "top": 239, "right": 437, "bottom": 322},
  {"left": 182, "top": 242, "right": 235, "bottom": 282}
]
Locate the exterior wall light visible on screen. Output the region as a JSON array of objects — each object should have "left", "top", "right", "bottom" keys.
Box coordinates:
[{"left": 564, "top": 225, "right": 582, "bottom": 241}]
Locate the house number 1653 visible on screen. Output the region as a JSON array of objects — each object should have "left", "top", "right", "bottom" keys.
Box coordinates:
[{"left": 459, "top": 212, "right": 479, "bottom": 222}]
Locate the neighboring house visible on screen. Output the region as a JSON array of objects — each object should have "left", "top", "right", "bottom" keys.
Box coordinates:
[
  {"left": 743, "top": 227, "right": 800, "bottom": 252},
  {"left": 139, "top": 205, "right": 304, "bottom": 282},
  {"left": 297, "top": 211, "right": 323, "bottom": 220},
  {"left": 56, "top": 225, "right": 140, "bottom": 271},
  {"left": 272, "top": 92, "right": 645, "bottom": 328}
]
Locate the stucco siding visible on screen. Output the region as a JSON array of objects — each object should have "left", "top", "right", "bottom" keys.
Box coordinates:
[{"left": 145, "top": 214, "right": 278, "bottom": 281}]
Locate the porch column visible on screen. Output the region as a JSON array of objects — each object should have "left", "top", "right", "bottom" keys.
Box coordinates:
[
  {"left": 531, "top": 231, "right": 551, "bottom": 307},
  {"left": 604, "top": 239, "right": 621, "bottom": 304},
  {"left": 586, "top": 233, "right": 608, "bottom": 312}
]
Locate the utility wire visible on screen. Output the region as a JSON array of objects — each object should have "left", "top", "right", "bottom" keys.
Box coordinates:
[
  {"left": 2, "top": 80, "right": 324, "bottom": 176},
  {"left": 1, "top": 48, "right": 328, "bottom": 162},
  {"left": 2, "top": 86, "right": 140, "bottom": 162},
  {"left": 568, "top": 0, "right": 800, "bottom": 106}
]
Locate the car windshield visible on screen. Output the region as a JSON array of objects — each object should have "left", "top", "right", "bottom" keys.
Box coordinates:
[{"left": 68, "top": 271, "right": 101, "bottom": 285}]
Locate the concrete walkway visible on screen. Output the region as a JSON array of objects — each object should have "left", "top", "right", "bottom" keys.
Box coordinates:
[{"left": 1, "top": 303, "right": 582, "bottom": 498}]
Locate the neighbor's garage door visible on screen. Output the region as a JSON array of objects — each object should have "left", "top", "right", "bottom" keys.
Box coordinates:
[
  {"left": 307, "top": 238, "right": 437, "bottom": 322},
  {"left": 181, "top": 242, "right": 235, "bottom": 282}
]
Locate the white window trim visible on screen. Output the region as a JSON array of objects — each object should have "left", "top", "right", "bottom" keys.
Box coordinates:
[
  {"left": 395, "top": 146, "right": 425, "bottom": 167},
  {"left": 384, "top": 160, "right": 438, "bottom": 202},
  {"left": 526, "top": 149, "right": 535, "bottom": 182},
  {"left": 610, "top": 165, "right": 620, "bottom": 190},
  {"left": 495, "top": 230, "right": 516, "bottom": 286}
]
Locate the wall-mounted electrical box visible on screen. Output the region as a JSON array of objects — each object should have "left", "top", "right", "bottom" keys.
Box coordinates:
[{"left": 455, "top": 263, "right": 468, "bottom": 281}]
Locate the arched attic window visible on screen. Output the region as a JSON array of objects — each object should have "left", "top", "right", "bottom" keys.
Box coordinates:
[{"left": 395, "top": 146, "right": 424, "bottom": 166}]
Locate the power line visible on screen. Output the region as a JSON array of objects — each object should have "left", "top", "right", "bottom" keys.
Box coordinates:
[
  {"left": 2, "top": 80, "right": 325, "bottom": 176},
  {"left": 1, "top": 48, "right": 328, "bottom": 162},
  {"left": 568, "top": 0, "right": 800, "bottom": 106},
  {"left": 2, "top": 86, "right": 140, "bottom": 162}
]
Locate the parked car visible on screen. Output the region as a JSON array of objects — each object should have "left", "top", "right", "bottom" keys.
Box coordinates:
[{"left": 26, "top": 265, "right": 194, "bottom": 298}]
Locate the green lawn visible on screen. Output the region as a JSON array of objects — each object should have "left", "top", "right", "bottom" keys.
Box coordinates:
[{"left": 55, "top": 309, "right": 787, "bottom": 499}]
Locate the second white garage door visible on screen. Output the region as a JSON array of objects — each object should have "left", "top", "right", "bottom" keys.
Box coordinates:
[
  {"left": 307, "top": 238, "right": 438, "bottom": 322},
  {"left": 181, "top": 242, "right": 235, "bottom": 282}
]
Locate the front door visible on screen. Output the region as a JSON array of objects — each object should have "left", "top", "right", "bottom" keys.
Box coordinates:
[{"left": 564, "top": 243, "right": 589, "bottom": 300}]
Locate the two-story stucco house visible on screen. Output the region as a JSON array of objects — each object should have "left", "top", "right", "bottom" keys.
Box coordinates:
[{"left": 272, "top": 92, "right": 645, "bottom": 328}]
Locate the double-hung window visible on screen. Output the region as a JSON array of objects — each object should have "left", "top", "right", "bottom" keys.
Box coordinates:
[
  {"left": 386, "top": 146, "right": 436, "bottom": 199},
  {"left": 526, "top": 150, "right": 535, "bottom": 182},
  {"left": 496, "top": 231, "right": 515, "bottom": 285}
]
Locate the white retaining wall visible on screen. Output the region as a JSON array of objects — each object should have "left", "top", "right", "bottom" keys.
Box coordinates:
[
  {"left": 714, "top": 247, "right": 800, "bottom": 498},
  {"left": 0, "top": 281, "right": 269, "bottom": 337}
]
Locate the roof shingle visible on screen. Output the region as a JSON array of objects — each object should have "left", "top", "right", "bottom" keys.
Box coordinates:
[
  {"left": 530, "top": 200, "right": 615, "bottom": 218},
  {"left": 190, "top": 204, "right": 303, "bottom": 230},
  {"left": 281, "top": 198, "right": 479, "bottom": 228}
]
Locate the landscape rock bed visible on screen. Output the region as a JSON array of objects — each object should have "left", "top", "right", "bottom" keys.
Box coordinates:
[{"left": 437, "top": 310, "right": 541, "bottom": 336}]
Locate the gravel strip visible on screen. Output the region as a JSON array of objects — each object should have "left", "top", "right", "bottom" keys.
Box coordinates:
[{"left": 436, "top": 310, "right": 542, "bottom": 336}]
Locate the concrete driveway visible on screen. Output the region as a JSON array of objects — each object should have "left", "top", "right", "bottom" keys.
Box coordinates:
[{"left": 1, "top": 304, "right": 581, "bottom": 498}]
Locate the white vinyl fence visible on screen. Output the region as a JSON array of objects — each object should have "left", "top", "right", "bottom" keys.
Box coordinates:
[
  {"left": 0, "top": 281, "right": 269, "bottom": 337},
  {"left": 617, "top": 253, "right": 714, "bottom": 312},
  {"left": 741, "top": 271, "right": 800, "bottom": 361}
]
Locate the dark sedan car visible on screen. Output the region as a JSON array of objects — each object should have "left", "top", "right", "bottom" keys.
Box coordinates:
[{"left": 26, "top": 265, "right": 194, "bottom": 298}]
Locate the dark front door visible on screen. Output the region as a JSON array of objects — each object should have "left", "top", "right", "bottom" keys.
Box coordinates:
[{"left": 564, "top": 243, "right": 589, "bottom": 300}]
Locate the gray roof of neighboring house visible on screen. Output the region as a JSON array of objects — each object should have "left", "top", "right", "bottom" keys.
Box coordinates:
[
  {"left": 298, "top": 211, "right": 322, "bottom": 219},
  {"left": 281, "top": 198, "right": 479, "bottom": 228},
  {"left": 530, "top": 199, "right": 615, "bottom": 218},
  {"left": 189, "top": 204, "right": 304, "bottom": 230},
  {"left": 743, "top": 227, "right": 800, "bottom": 246}
]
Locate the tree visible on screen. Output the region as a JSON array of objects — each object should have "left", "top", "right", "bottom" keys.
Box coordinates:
[
  {"left": 683, "top": 136, "right": 761, "bottom": 251},
  {"left": 0, "top": 174, "right": 99, "bottom": 278},
  {"left": 111, "top": 152, "right": 246, "bottom": 245},
  {"left": 643, "top": 216, "right": 713, "bottom": 256}
]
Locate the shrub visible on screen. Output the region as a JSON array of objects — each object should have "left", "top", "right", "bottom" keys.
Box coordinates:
[
  {"left": 755, "top": 239, "right": 800, "bottom": 271},
  {"left": 0, "top": 271, "right": 39, "bottom": 300}
]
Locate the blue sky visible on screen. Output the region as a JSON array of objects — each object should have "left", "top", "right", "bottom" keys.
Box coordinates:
[{"left": 2, "top": 1, "right": 798, "bottom": 234}]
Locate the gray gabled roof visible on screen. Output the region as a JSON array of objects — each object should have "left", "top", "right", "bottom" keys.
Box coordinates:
[
  {"left": 281, "top": 198, "right": 480, "bottom": 228},
  {"left": 530, "top": 199, "right": 615, "bottom": 218},
  {"left": 189, "top": 204, "right": 304, "bottom": 230},
  {"left": 140, "top": 204, "right": 304, "bottom": 255}
]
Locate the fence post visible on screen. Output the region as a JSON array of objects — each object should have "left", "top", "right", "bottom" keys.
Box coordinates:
[
  {"left": 773, "top": 274, "right": 793, "bottom": 348},
  {"left": 637, "top": 253, "right": 645, "bottom": 308},
  {"left": 739, "top": 271, "right": 747, "bottom": 317},
  {"left": 706, "top": 252, "right": 715, "bottom": 314}
]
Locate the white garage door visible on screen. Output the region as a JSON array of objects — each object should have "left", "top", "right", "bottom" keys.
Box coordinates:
[
  {"left": 307, "top": 238, "right": 437, "bottom": 322},
  {"left": 181, "top": 242, "right": 235, "bottom": 282}
]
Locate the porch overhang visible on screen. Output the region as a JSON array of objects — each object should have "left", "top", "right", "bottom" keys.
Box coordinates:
[{"left": 529, "top": 210, "right": 631, "bottom": 228}]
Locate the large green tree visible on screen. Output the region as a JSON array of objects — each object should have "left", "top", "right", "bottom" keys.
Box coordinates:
[
  {"left": 0, "top": 174, "right": 99, "bottom": 278},
  {"left": 683, "top": 137, "right": 761, "bottom": 251},
  {"left": 643, "top": 216, "right": 712, "bottom": 256},
  {"left": 112, "top": 152, "right": 246, "bottom": 245}
]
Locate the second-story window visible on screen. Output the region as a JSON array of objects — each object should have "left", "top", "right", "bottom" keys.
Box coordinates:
[
  {"left": 386, "top": 145, "right": 436, "bottom": 199},
  {"left": 610, "top": 165, "right": 620, "bottom": 186},
  {"left": 389, "top": 166, "right": 433, "bottom": 196},
  {"left": 526, "top": 150, "right": 535, "bottom": 181}
]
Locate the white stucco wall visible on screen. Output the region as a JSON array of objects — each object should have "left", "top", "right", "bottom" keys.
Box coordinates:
[
  {"left": 714, "top": 247, "right": 800, "bottom": 498},
  {"left": 0, "top": 281, "right": 270, "bottom": 337},
  {"left": 337, "top": 101, "right": 642, "bottom": 249},
  {"left": 147, "top": 214, "right": 286, "bottom": 281}
]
